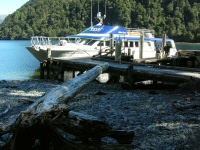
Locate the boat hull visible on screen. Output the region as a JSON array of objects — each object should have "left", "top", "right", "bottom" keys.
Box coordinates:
[
  {"left": 26, "top": 46, "right": 47, "bottom": 62},
  {"left": 26, "top": 46, "right": 99, "bottom": 62}
]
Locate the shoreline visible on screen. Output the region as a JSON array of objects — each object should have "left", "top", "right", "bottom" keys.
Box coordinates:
[{"left": 0, "top": 79, "right": 200, "bottom": 149}]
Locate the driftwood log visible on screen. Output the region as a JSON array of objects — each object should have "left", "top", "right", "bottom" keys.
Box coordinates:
[
  {"left": 20, "top": 62, "right": 109, "bottom": 127},
  {"left": 0, "top": 63, "right": 134, "bottom": 150}
]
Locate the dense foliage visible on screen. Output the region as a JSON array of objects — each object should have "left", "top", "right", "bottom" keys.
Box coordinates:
[{"left": 0, "top": 0, "right": 199, "bottom": 42}]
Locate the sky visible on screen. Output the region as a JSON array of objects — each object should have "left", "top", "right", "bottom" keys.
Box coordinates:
[{"left": 0, "top": 0, "right": 29, "bottom": 15}]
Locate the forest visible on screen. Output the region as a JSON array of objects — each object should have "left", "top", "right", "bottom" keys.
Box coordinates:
[{"left": 0, "top": 0, "right": 199, "bottom": 42}]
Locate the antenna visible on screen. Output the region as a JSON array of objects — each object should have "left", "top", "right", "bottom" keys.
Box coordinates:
[
  {"left": 95, "top": 0, "right": 106, "bottom": 25},
  {"left": 98, "top": 0, "right": 99, "bottom": 12},
  {"left": 96, "top": 0, "right": 102, "bottom": 25},
  {"left": 104, "top": 0, "right": 106, "bottom": 19},
  {"left": 91, "top": 0, "right": 93, "bottom": 26}
]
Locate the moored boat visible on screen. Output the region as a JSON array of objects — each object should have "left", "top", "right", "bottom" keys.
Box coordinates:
[{"left": 26, "top": 7, "right": 177, "bottom": 62}]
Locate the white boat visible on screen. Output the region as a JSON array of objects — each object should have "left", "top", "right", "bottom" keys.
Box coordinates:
[{"left": 26, "top": 12, "right": 178, "bottom": 62}]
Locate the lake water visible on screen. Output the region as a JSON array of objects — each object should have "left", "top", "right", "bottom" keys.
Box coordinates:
[
  {"left": 0, "top": 40, "right": 39, "bottom": 80},
  {"left": 0, "top": 40, "right": 199, "bottom": 80},
  {"left": 176, "top": 43, "right": 200, "bottom": 50}
]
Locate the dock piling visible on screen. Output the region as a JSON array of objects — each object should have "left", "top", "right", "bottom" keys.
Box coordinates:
[
  {"left": 40, "top": 62, "right": 44, "bottom": 79},
  {"left": 139, "top": 33, "right": 144, "bottom": 59},
  {"left": 115, "top": 40, "right": 122, "bottom": 62},
  {"left": 39, "top": 48, "right": 52, "bottom": 79},
  {"left": 46, "top": 48, "right": 52, "bottom": 79},
  {"left": 110, "top": 34, "right": 114, "bottom": 56}
]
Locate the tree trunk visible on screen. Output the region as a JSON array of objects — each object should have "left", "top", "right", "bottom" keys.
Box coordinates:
[
  {"left": 0, "top": 63, "right": 135, "bottom": 149},
  {"left": 0, "top": 63, "right": 109, "bottom": 133}
]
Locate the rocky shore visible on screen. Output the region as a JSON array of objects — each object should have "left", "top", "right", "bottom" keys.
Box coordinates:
[{"left": 0, "top": 79, "right": 200, "bottom": 149}]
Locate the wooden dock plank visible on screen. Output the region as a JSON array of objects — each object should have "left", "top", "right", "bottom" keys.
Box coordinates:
[{"left": 54, "top": 58, "right": 200, "bottom": 83}]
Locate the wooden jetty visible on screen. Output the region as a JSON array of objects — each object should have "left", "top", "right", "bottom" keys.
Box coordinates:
[
  {"left": 40, "top": 56, "right": 200, "bottom": 84},
  {"left": 38, "top": 45, "right": 200, "bottom": 84}
]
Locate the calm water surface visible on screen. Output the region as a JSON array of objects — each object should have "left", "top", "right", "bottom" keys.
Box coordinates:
[
  {"left": 176, "top": 43, "right": 200, "bottom": 50},
  {"left": 0, "top": 40, "right": 199, "bottom": 80},
  {"left": 0, "top": 40, "right": 38, "bottom": 80}
]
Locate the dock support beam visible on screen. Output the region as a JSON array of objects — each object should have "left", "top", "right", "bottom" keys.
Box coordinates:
[
  {"left": 40, "top": 48, "right": 52, "bottom": 79},
  {"left": 60, "top": 69, "right": 64, "bottom": 82},
  {"left": 161, "top": 32, "right": 166, "bottom": 58},
  {"left": 110, "top": 34, "right": 114, "bottom": 56},
  {"left": 40, "top": 62, "right": 45, "bottom": 79},
  {"left": 46, "top": 48, "right": 52, "bottom": 79},
  {"left": 139, "top": 32, "right": 144, "bottom": 59},
  {"left": 73, "top": 70, "right": 76, "bottom": 78},
  {"left": 115, "top": 40, "right": 122, "bottom": 62},
  {"left": 162, "top": 32, "right": 166, "bottom": 50}
]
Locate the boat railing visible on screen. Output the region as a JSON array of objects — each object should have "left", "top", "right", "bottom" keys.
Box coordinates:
[
  {"left": 31, "top": 36, "right": 49, "bottom": 46},
  {"left": 31, "top": 36, "right": 68, "bottom": 46}
]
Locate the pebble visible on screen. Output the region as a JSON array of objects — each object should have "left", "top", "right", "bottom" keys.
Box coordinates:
[
  {"left": 0, "top": 80, "right": 200, "bottom": 149},
  {"left": 147, "top": 125, "right": 155, "bottom": 131}
]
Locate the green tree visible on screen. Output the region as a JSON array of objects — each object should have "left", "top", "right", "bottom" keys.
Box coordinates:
[{"left": 0, "top": 0, "right": 199, "bottom": 42}]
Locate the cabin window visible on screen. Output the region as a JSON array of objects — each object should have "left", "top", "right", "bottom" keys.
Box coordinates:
[
  {"left": 68, "top": 38, "right": 76, "bottom": 43},
  {"left": 83, "top": 39, "right": 91, "bottom": 44},
  {"left": 135, "top": 42, "right": 139, "bottom": 47},
  {"left": 78, "top": 39, "right": 86, "bottom": 44},
  {"left": 87, "top": 40, "right": 97, "bottom": 45},
  {"left": 130, "top": 41, "right": 134, "bottom": 47},
  {"left": 124, "top": 41, "right": 128, "bottom": 47},
  {"left": 105, "top": 41, "right": 110, "bottom": 46},
  {"left": 97, "top": 41, "right": 104, "bottom": 46}
]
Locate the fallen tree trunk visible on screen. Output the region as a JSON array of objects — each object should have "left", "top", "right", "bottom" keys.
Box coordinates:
[
  {"left": 54, "top": 111, "right": 134, "bottom": 144},
  {"left": 5, "top": 110, "right": 134, "bottom": 150},
  {"left": 0, "top": 63, "right": 108, "bottom": 142},
  {"left": 0, "top": 63, "right": 135, "bottom": 149},
  {"left": 50, "top": 111, "right": 134, "bottom": 149},
  {"left": 19, "top": 62, "right": 109, "bottom": 128}
]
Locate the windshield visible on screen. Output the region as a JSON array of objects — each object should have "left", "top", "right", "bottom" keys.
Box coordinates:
[{"left": 86, "top": 40, "right": 99, "bottom": 45}]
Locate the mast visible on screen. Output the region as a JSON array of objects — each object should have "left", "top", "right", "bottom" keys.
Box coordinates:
[
  {"left": 95, "top": 0, "right": 106, "bottom": 25},
  {"left": 96, "top": 0, "right": 102, "bottom": 25},
  {"left": 98, "top": 0, "right": 99, "bottom": 12},
  {"left": 104, "top": 0, "right": 106, "bottom": 19},
  {"left": 91, "top": 0, "right": 93, "bottom": 26}
]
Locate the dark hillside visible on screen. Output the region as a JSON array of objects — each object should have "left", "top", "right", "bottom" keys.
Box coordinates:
[{"left": 0, "top": 0, "right": 199, "bottom": 42}]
